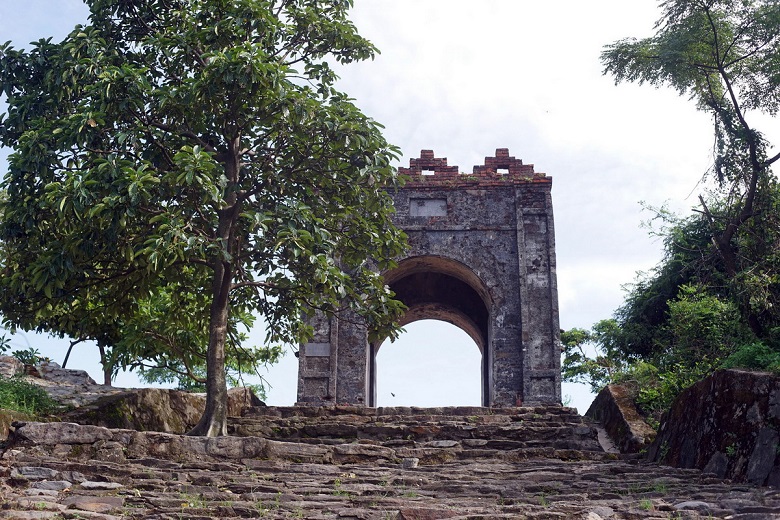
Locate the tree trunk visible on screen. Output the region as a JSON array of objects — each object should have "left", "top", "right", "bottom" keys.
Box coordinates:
[
  {"left": 188, "top": 255, "right": 232, "bottom": 436},
  {"left": 97, "top": 344, "right": 112, "bottom": 387},
  {"left": 189, "top": 137, "right": 241, "bottom": 437}
]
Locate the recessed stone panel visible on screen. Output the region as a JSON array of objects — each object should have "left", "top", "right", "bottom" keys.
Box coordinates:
[
  {"left": 305, "top": 343, "right": 331, "bottom": 357},
  {"left": 409, "top": 198, "right": 448, "bottom": 217}
]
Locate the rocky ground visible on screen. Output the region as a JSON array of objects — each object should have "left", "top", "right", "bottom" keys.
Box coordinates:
[{"left": 2, "top": 405, "right": 780, "bottom": 519}]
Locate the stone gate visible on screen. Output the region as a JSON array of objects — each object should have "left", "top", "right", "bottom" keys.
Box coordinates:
[{"left": 297, "top": 148, "right": 561, "bottom": 407}]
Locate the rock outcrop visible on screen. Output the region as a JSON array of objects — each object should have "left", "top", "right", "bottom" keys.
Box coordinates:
[
  {"left": 0, "top": 357, "right": 126, "bottom": 410},
  {"left": 648, "top": 369, "right": 780, "bottom": 487},
  {"left": 0, "top": 356, "right": 23, "bottom": 379},
  {"left": 0, "top": 356, "right": 263, "bottom": 434},
  {"left": 586, "top": 384, "right": 656, "bottom": 453},
  {"left": 63, "top": 386, "right": 263, "bottom": 434},
  {"left": 35, "top": 361, "right": 97, "bottom": 386}
]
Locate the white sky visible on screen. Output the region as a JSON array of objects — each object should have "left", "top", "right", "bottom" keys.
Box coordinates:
[{"left": 0, "top": 1, "right": 744, "bottom": 413}]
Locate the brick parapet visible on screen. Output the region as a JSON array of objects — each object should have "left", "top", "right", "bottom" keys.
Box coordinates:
[{"left": 399, "top": 148, "right": 550, "bottom": 188}]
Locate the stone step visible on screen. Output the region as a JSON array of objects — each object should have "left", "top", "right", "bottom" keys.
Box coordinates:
[
  {"left": 242, "top": 404, "right": 585, "bottom": 420},
  {"left": 230, "top": 419, "right": 598, "bottom": 437},
  {"left": 228, "top": 405, "right": 607, "bottom": 456},
  {"left": 4, "top": 439, "right": 780, "bottom": 519}
]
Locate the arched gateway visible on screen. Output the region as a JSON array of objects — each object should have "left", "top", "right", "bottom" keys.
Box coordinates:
[{"left": 297, "top": 149, "right": 561, "bottom": 407}]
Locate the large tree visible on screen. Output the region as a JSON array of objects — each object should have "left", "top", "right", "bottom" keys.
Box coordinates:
[
  {"left": 562, "top": 0, "right": 780, "bottom": 421},
  {"left": 0, "top": 0, "right": 406, "bottom": 436},
  {"left": 602, "top": 0, "right": 780, "bottom": 337}
]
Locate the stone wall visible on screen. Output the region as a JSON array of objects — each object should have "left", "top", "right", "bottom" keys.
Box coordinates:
[{"left": 648, "top": 369, "right": 780, "bottom": 486}]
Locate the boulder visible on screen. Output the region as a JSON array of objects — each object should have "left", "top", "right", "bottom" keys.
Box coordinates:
[
  {"left": 585, "top": 384, "right": 655, "bottom": 453},
  {"left": 0, "top": 355, "right": 24, "bottom": 378},
  {"left": 62, "top": 387, "right": 263, "bottom": 434},
  {"left": 0, "top": 409, "right": 31, "bottom": 440},
  {"left": 36, "top": 361, "right": 96, "bottom": 385},
  {"left": 648, "top": 369, "right": 780, "bottom": 486}
]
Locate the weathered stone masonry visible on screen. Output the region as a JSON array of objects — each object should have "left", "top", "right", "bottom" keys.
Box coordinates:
[{"left": 297, "top": 148, "right": 561, "bottom": 407}]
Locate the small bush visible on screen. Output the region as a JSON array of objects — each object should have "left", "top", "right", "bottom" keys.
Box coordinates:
[
  {"left": 11, "top": 347, "right": 44, "bottom": 365},
  {"left": 0, "top": 376, "right": 57, "bottom": 416},
  {"left": 721, "top": 343, "right": 780, "bottom": 373},
  {"left": 614, "top": 359, "right": 714, "bottom": 427}
]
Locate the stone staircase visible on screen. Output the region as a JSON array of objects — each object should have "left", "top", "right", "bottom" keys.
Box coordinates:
[
  {"left": 3, "top": 405, "right": 780, "bottom": 519},
  {"left": 229, "top": 405, "right": 609, "bottom": 462}
]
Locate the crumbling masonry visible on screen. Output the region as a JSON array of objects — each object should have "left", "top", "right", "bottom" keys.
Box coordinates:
[{"left": 297, "top": 148, "right": 561, "bottom": 407}]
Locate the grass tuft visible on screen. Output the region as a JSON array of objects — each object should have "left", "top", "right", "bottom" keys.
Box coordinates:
[{"left": 0, "top": 376, "right": 57, "bottom": 416}]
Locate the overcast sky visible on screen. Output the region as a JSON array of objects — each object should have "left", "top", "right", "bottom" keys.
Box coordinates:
[{"left": 0, "top": 1, "right": 730, "bottom": 412}]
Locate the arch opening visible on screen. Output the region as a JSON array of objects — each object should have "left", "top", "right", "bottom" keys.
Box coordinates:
[
  {"left": 369, "top": 255, "right": 492, "bottom": 407},
  {"left": 373, "top": 320, "right": 482, "bottom": 407}
]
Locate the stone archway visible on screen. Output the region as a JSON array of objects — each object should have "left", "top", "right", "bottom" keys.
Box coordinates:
[
  {"left": 297, "top": 148, "right": 562, "bottom": 408},
  {"left": 368, "top": 256, "right": 492, "bottom": 406}
]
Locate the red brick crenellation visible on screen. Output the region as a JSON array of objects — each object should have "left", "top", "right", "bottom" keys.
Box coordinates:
[
  {"left": 400, "top": 149, "right": 460, "bottom": 176},
  {"left": 399, "top": 148, "right": 549, "bottom": 187}
]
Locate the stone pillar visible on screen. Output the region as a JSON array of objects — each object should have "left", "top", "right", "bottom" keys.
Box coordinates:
[
  {"left": 296, "top": 311, "right": 336, "bottom": 404},
  {"left": 517, "top": 184, "right": 562, "bottom": 405},
  {"left": 297, "top": 310, "right": 370, "bottom": 406}
]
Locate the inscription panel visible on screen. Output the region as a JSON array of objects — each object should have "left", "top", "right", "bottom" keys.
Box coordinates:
[
  {"left": 305, "top": 342, "right": 331, "bottom": 357},
  {"left": 410, "top": 198, "right": 448, "bottom": 217}
]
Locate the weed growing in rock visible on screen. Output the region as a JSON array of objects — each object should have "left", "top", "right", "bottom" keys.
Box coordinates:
[
  {"left": 332, "top": 478, "right": 350, "bottom": 497},
  {"left": 179, "top": 492, "right": 207, "bottom": 509},
  {"left": 653, "top": 482, "right": 668, "bottom": 493},
  {"left": 11, "top": 347, "right": 46, "bottom": 365},
  {"left": 639, "top": 499, "right": 654, "bottom": 511},
  {"left": 253, "top": 501, "right": 269, "bottom": 517},
  {"left": 659, "top": 441, "right": 670, "bottom": 460},
  {"left": 0, "top": 376, "right": 57, "bottom": 415}
]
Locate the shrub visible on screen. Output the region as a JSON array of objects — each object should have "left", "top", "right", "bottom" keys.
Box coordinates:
[
  {"left": 721, "top": 342, "right": 780, "bottom": 373},
  {"left": 11, "top": 347, "right": 44, "bottom": 365},
  {"left": 0, "top": 376, "right": 57, "bottom": 416}
]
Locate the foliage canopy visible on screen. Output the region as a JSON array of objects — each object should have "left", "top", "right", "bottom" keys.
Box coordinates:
[
  {"left": 603, "top": 0, "right": 780, "bottom": 308},
  {"left": 0, "top": 0, "right": 407, "bottom": 435},
  {"left": 565, "top": 0, "right": 780, "bottom": 421}
]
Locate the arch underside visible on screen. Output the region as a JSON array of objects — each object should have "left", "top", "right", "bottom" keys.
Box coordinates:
[
  {"left": 390, "top": 273, "right": 487, "bottom": 352},
  {"left": 370, "top": 256, "right": 492, "bottom": 406}
]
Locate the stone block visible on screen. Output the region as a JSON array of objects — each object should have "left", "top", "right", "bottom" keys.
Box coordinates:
[{"left": 585, "top": 384, "right": 656, "bottom": 453}]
